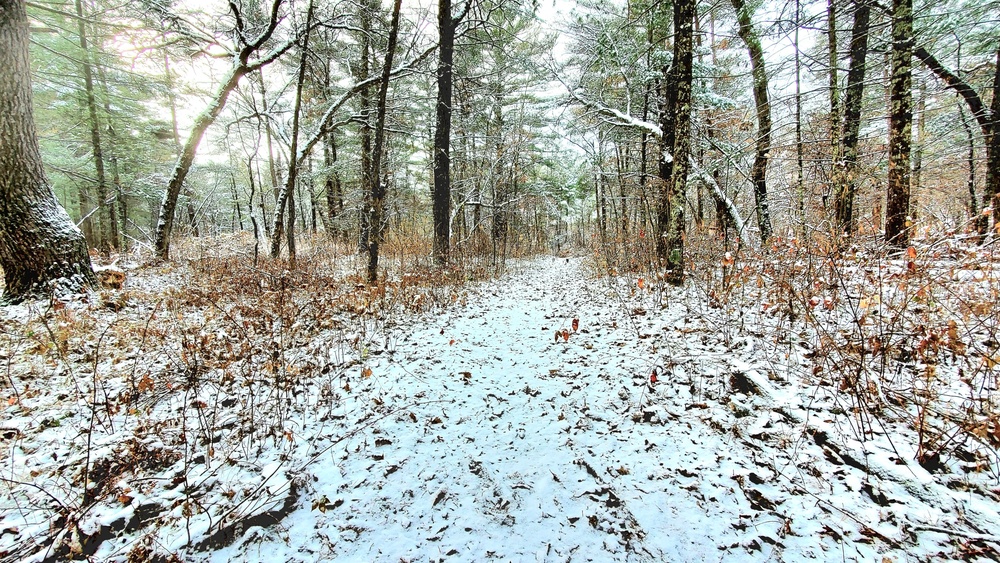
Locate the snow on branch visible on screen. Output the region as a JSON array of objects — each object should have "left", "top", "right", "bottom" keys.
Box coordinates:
[
  {"left": 689, "top": 159, "right": 753, "bottom": 247},
  {"left": 564, "top": 83, "right": 751, "bottom": 246},
  {"left": 567, "top": 88, "right": 664, "bottom": 140}
]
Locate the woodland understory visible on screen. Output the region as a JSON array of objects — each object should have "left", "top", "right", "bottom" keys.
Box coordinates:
[
  {"left": 2, "top": 0, "right": 1000, "bottom": 559},
  {"left": 1, "top": 228, "right": 1000, "bottom": 561}
]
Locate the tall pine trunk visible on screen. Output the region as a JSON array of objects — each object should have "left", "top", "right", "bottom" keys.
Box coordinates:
[
  {"left": 662, "top": 0, "right": 694, "bottom": 285},
  {"left": 885, "top": 0, "right": 913, "bottom": 248},
  {"left": 432, "top": 0, "right": 456, "bottom": 265},
  {"left": 732, "top": 0, "right": 773, "bottom": 243},
  {"left": 834, "top": 0, "right": 870, "bottom": 236},
  {"left": 365, "top": 0, "right": 402, "bottom": 283},
  {"left": 75, "top": 0, "right": 115, "bottom": 251},
  {"left": 0, "top": 0, "right": 95, "bottom": 303}
]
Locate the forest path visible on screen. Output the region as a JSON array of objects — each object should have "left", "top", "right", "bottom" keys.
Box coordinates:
[
  {"left": 212, "top": 256, "right": 794, "bottom": 562},
  {"left": 211, "top": 255, "right": 978, "bottom": 562}
]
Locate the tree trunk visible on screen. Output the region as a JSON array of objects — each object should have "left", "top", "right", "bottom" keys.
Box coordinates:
[
  {"left": 987, "top": 48, "right": 1000, "bottom": 230},
  {"left": 75, "top": 0, "right": 114, "bottom": 252},
  {"left": 795, "top": 0, "right": 805, "bottom": 229},
  {"left": 834, "top": 0, "right": 870, "bottom": 235},
  {"left": 432, "top": 0, "right": 456, "bottom": 265},
  {"left": 885, "top": 0, "right": 912, "bottom": 248},
  {"left": 732, "top": 0, "right": 773, "bottom": 243},
  {"left": 0, "top": 0, "right": 95, "bottom": 303},
  {"left": 324, "top": 134, "right": 342, "bottom": 237},
  {"left": 827, "top": 0, "right": 840, "bottom": 196},
  {"left": 663, "top": 0, "right": 695, "bottom": 285},
  {"left": 654, "top": 64, "right": 678, "bottom": 260},
  {"left": 152, "top": 0, "right": 287, "bottom": 260},
  {"left": 366, "top": 0, "right": 402, "bottom": 283},
  {"left": 357, "top": 0, "right": 375, "bottom": 253},
  {"left": 270, "top": 0, "right": 315, "bottom": 263},
  {"left": 912, "top": 77, "right": 925, "bottom": 222}
]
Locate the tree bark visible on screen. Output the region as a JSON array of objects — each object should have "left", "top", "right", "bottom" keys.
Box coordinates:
[
  {"left": 827, "top": 0, "right": 840, "bottom": 190},
  {"left": 987, "top": 48, "right": 1000, "bottom": 229},
  {"left": 432, "top": 0, "right": 456, "bottom": 265},
  {"left": 885, "top": 0, "right": 912, "bottom": 248},
  {"left": 270, "top": 0, "right": 315, "bottom": 264},
  {"left": 834, "top": 0, "right": 870, "bottom": 235},
  {"left": 663, "top": 0, "right": 694, "bottom": 285},
  {"left": 0, "top": 0, "right": 95, "bottom": 303},
  {"left": 732, "top": 0, "right": 773, "bottom": 243},
  {"left": 366, "top": 0, "right": 402, "bottom": 283}
]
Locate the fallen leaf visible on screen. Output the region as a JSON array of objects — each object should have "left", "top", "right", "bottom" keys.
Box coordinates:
[
  {"left": 906, "top": 246, "right": 917, "bottom": 260},
  {"left": 362, "top": 367, "right": 372, "bottom": 378},
  {"left": 637, "top": 278, "right": 645, "bottom": 289}
]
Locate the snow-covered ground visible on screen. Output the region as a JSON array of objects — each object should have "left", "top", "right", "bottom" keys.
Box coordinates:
[{"left": 3, "top": 254, "right": 1000, "bottom": 562}]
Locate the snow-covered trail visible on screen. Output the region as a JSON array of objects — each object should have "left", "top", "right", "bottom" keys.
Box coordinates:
[
  {"left": 210, "top": 257, "right": 784, "bottom": 562},
  {"left": 208, "top": 256, "right": 1000, "bottom": 562}
]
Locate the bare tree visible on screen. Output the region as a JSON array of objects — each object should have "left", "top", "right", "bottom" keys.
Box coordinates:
[
  {"left": 833, "top": 0, "right": 871, "bottom": 235},
  {"left": 153, "top": 0, "right": 292, "bottom": 260}
]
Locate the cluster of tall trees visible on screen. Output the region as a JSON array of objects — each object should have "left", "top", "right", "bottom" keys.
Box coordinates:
[
  {"left": 564, "top": 0, "right": 999, "bottom": 277},
  {"left": 0, "top": 0, "right": 998, "bottom": 302}
]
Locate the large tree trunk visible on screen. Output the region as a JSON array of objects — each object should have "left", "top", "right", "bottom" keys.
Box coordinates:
[
  {"left": 654, "top": 60, "right": 678, "bottom": 259},
  {"left": 662, "top": 0, "right": 694, "bottom": 285},
  {"left": 432, "top": 0, "right": 457, "bottom": 265},
  {"left": 0, "top": 0, "right": 95, "bottom": 303},
  {"left": 885, "top": 0, "right": 913, "bottom": 248},
  {"left": 834, "top": 0, "right": 871, "bottom": 235},
  {"left": 732, "top": 0, "right": 773, "bottom": 243},
  {"left": 365, "top": 0, "right": 402, "bottom": 283}
]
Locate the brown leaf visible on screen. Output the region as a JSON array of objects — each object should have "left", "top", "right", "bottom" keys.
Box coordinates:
[
  {"left": 362, "top": 367, "right": 372, "bottom": 378},
  {"left": 561, "top": 329, "right": 570, "bottom": 342},
  {"left": 572, "top": 318, "right": 579, "bottom": 332}
]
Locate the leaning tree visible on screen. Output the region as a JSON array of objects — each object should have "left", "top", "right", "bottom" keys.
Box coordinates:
[{"left": 0, "top": 0, "right": 95, "bottom": 304}]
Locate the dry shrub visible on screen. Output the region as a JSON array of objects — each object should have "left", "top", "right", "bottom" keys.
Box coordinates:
[{"left": 685, "top": 226, "right": 1000, "bottom": 474}]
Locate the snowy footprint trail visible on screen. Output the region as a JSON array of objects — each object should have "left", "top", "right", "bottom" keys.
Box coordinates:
[{"left": 211, "top": 256, "right": 1000, "bottom": 562}]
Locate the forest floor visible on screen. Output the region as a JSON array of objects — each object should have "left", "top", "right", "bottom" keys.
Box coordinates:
[{"left": 3, "top": 238, "right": 1000, "bottom": 562}]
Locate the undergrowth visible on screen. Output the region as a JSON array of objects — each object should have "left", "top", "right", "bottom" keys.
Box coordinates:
[
  {"left": 0, "top": 234, "right": 489, "bottom": 562},
  {"left": 591, "top": 226, "right": 1000, "bottom": 481}
]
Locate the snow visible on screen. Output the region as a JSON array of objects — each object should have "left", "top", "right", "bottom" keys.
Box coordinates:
[{"left": 2, "top": 252, "right": 1000, "bottom": 561}]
